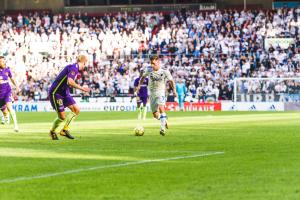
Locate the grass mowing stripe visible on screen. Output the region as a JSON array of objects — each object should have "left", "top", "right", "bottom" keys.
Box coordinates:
[{"left": 0, "top": 151, "right": 224, "bottom": 184}]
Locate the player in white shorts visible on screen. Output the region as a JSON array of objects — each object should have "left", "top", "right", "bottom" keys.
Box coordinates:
[{"left": 136, "top": 55, "right": 177, "bottom": 136}]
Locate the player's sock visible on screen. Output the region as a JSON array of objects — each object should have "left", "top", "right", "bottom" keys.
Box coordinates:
[
  {"left": 142, "top": 106, "right": 147, "bottom": 120},
  {"left": 4, "top": 115, "right": 10, "bottom": 124},
  {"left": 2, "top": 112, "right": 9, "bottom": 124},
  {"left": 9, "top": 109, "right": 18, "bottom": 131},
  {"left": 63, "top": 112, "right": 77, "bottom": 131},
  {"left": 6, "top": 115, "right": 10, "bottom": 124},
  {"left": 137, "top": 106, "right": 142, "bottom": 120},
  {"left": 160, "top": 113, "right": 167, "bottom": 130},
  {"left": 51, "top": 117, "right": 65, "bottom": 132},
  {"left": 1, "top": 115, "right": 4, "bottom": 124}
]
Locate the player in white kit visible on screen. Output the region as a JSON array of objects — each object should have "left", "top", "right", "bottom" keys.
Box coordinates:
[{"left": 136, "top": 55, "right": 177, "bottom": 136}]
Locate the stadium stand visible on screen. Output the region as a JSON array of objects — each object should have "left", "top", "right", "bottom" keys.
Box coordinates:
[{"left": 0, "top": 8, "right": 299, "bottom": 102}]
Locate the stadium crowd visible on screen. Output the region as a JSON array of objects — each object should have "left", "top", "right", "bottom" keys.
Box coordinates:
[{"left": 0, "top": 8, "right": 299, "bottom": 102}]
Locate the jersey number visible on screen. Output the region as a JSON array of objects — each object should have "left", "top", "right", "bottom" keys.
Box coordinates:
[{"left": 56, "top": 99, "right": 63, "bottom": 106}]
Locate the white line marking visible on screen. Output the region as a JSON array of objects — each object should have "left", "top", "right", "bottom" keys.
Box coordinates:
[{"left": 0, "top": 151, "right": 224, "bottom": 184}]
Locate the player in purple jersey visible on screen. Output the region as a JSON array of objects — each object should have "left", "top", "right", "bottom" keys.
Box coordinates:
[
  {"left": 0, "top": 56, "right": 19, "bottom": 132},
  {"left": 49, "top": 55, "right": 90, "bottom": 140},
  {"left": 134, "top": 70, "right": 149, "bottom": 120}
]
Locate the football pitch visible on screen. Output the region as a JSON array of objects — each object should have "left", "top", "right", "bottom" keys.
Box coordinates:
[{"left": 1, "top": 111, "right": 300, "bottom": 200}]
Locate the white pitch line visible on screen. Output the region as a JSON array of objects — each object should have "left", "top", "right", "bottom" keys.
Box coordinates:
[{"left": 0, "top": 151, "right": 224, "bottom": 184}]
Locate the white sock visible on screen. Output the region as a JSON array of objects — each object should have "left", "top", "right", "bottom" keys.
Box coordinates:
[
  {"left": 160, "top": 113, "right": 167, "bottom": 130},
  {"left": 9, "top": 109, "right": 18, "bottom": 129}
]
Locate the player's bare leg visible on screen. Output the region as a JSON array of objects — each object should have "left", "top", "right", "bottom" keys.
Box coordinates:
[
  {"left": 59, "top": 104, "right": 80, "bottom": 140},
  {"left": 6, "top": 102, "right": 18, "bottom": 132}
]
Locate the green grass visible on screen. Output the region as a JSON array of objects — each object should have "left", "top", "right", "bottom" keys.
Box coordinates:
[{"left": 1, "top": 111, "right": 300, "bottom": 200}]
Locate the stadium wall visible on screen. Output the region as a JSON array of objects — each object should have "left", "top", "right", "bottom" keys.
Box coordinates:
[
  {"left": 273, "top": 1, "right": 300, "bottom": 8},
  {"left": 64, "top": 3, "right": 216, "bottom": 14},
  {"left": 0, "top": 0, "right": 4, "bottom": 13},
  {"left": 0, "top": 0, "right": 64, "bottom": 12},
  {"left": 12, "top": 101, "right": 287, "bottom": 112},
  {"left": 0, "top": 0, "right": 273, "bottom": 13},
  {"left": 217, "top": 0, "right": 272, "bottom": 9}
]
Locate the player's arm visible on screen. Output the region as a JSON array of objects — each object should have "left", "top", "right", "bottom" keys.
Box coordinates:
[
  {"left": 169, "top": 79, "right": 177, "bottom": 97},
  {"left": 136, "top": 76, "right": 145, "bottom": 94},
  {"left": 184, "top": 85, "right": 187, "bottom": 96},
  {"left": 134, "top": 78, "right": 140, "bottom": 96},
  {"left": 9, "top": 77, "right": 19, "bottom": 92},
  {"left": 166, "top": 70, "right": 177, "bottom": 97},
  {"left": 67, "top": 78, "right": 90, "bottom": 93},
  {"left": 136, "top": 69, "right": 149, "bottom": 93},
  {"left": 8, "top": 69, "right": 19, "bottom": 93},
  {"left": 175, "top": 83, "right": 179, "bottom": 94}
]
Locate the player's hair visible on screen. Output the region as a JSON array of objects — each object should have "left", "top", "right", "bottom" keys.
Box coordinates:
[
  {"left": 150, "top": 55, "right": 159, "bottom": 64},
  {"left": 0, "top": 56, "right": 4, "bottom": 59},
  {"left": 77, "top": 55, "right": 87, "bottom": 63}
]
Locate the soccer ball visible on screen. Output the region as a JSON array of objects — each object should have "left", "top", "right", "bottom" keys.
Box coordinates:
[{"left": 134, "top": 126, "right": 144, "bottom": 136}]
